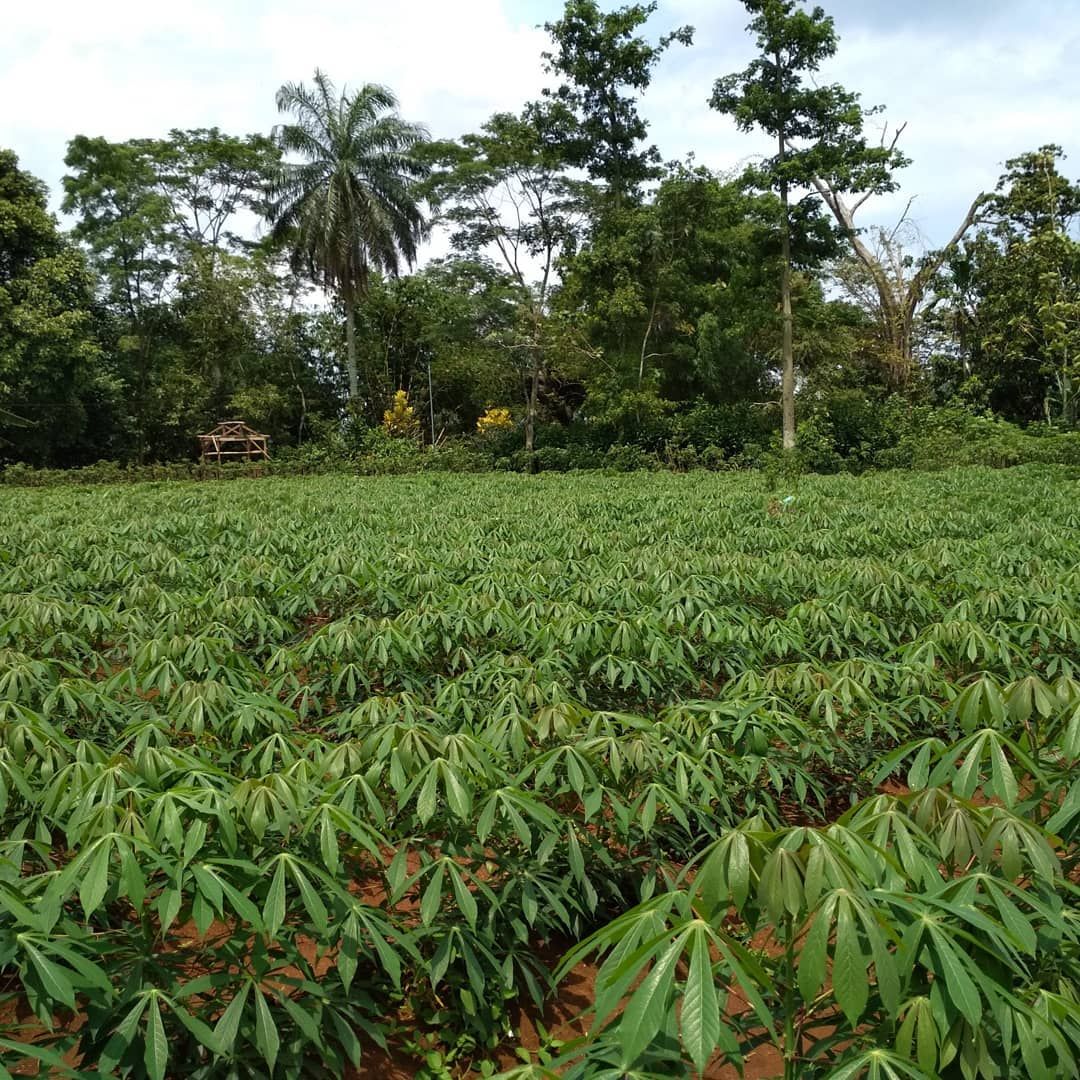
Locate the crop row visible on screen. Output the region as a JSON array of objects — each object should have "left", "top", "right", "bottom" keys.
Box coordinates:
[{"left": 1, "top": 467, "right": 1078, "bottom": 1078}]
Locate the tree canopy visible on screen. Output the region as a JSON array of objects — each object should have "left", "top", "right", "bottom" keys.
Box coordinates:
[
  {"left": 268, "top": 71, "right": 429, "bottom": 404},
  {"left": 0, "top": 1, "right": 1076, "bottom": 471}
]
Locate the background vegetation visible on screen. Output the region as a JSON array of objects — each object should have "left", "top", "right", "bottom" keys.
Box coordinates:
[{"left": 2, "top": 0, "right": 1078, "bottom": 477}]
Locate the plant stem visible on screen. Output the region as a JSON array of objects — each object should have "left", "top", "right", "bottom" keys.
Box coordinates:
[{"left": 782, "top": 914, "right": 798, "bottom": 1080}]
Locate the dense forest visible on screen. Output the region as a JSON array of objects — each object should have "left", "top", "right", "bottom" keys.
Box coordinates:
[{"left": 1, "top": 0, "right": 1078, "bottom": 474}]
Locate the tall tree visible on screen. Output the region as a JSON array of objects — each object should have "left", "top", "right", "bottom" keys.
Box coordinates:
[
  {"left": 149, "top": 131, "right": 281, "bottom": 410},
  {"left": 268, "top": 71, "right": 429, "bottom": 406},
  {"left": 150, "top": 128, "right": 280, "bottom": 259},
  {"left": 937, "top": 146, "right": 1080, "bottom": 423},
  {"left": 812, "top": 125, "right": 987, "bottom": 389},
  {"left": 828, "top": 217, "right": 942, "bottom": 388},
  {"left": 711, "top": 0, "right": 902, "bottom": 449},
  {"left": 542, "top": 1, "right": 692, "bottom": 209},
  {"left": 425, "top": 107, "right": 584, "bottom": 453},
  {"left": 0, "top": 150, "right": 102, "bottom": 463},
  {"left": 558, "top": 162, "right": 783, "bottom": 399},
  {"left": 63, "top": 135, "right": 179, "bottom": 462}
]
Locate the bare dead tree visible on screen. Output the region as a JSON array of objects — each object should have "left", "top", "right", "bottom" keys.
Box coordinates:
[{"left": 813, "top": 123, "right": 989, "bottom": 388}]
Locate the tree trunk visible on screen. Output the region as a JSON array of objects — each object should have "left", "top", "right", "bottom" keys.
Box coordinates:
[
  {"left": 812, "top": 178, "right": 986, "bottom": 393},
  {"left": 895, "top": 305, "right": 916, "bottom": 389},
  {"left": 525, "top": 356, "right": 540, "bottom": 457},
  {"left": 427, "top": 360, "right": 436, "bottom": 445},
  {"left": 639, "top": 292, "right": 658, "bottom": 386},
  {"left": 778, "top": 139, "right": 796, "bottom": 451},
  {"left": 136, "top": 333, "right": 149, "bottom": 465},
  {"left": 344, "top": 293, "right": 359, "bottom": 403}
]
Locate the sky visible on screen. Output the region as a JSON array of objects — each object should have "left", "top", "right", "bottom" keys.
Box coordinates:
[{"left": 2, "top": 0, "right": 1077, "bottom": 256}]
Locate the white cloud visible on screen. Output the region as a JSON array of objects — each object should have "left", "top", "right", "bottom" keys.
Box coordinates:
[
  {"left": 2, "top": 0, "right": 1075, "bottom": 255},
  {"left": 642, "top": 1, "right": 1078, "bottom": 247},
  {"left": 1, "top": 0, "right": 549, "bottom": 212}
]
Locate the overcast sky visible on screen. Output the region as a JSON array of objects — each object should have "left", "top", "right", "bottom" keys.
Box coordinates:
[{"left": 3, "top": 0, "right": 1077, "bottom": 254}]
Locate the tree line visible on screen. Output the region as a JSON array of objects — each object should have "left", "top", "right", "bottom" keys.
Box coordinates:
[{"left": 1, "top": 0, "right": 1078, "bottom": 469}]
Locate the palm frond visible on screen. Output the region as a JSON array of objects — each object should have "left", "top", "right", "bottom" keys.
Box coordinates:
[{"left": 267, "top": 70, "right": 430, "bottom": 296}]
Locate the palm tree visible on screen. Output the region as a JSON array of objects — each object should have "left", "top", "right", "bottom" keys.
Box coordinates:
[{"left": 268, "top": 70, "right": 429, "bottom": 405}]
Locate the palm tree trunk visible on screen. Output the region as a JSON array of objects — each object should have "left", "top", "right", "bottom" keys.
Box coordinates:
[{"left": 344, "top": 294, "right": 359, "bottom": 403}]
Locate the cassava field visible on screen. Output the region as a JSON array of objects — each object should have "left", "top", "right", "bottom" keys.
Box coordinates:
[{"left": 1, "top": 467, "right": 1080, "bottom": 1079}]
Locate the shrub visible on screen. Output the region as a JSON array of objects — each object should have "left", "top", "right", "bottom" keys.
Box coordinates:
[
  {"left": 425, "top": 439, "right": 491, "bottom": 473},
  {"left": 672, "top": 400, "right": 777, "bottom": 456},
  {"left": 476, "top": 406, "right": 514, "bottom": 434},
  {"left": 602, "top": 444, "right": 658, "bottom": 472},
  {"left": 356, "top": 427, "right": 426, "bottom": 474},
  {"left": 878, "top": 406, "right": 1080, "bottom": 471},
  {"left": 584, "top": 386, "right": 676, "bottom": 450},
  {"left": 382, "top": 389, "right": 421, "bottom": 440},
  {"left": 659, "top": 440, "right": 701, "bottom": 473}
]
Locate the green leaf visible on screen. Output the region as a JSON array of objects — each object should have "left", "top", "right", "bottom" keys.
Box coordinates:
[
  {"left": 278, "top": 990, "right": 325, "bottom": 1047},
  {"left": 99, "top": 995, "right": 149, "bottom": 1075},
  {"left": 619, "top": 931, "right": 684, "bottom": 1066},
  {"left": 681, "top": 925, "right": 720, "bottom": 1076},
  {"left": 118, "top": 843, "right": 146, "bottom": 910},
  {"left": 567, "top": 826, "right": 585, "bottom": 882},
  {"left": 988, "top": 734, "right": 1019, "bottom": 806},
  {"left": 213, "top": 981, "right": 250, "bottom": 1048},
  {"left": 253, "top": 989, "right": 280, "bottom": 1073},
  {"left": 79, "top": 838, "right": 112, "bottom": 919},
  {"left": 416, "top": 768, "right": 439, "bottom": 824},
  {"left": 759, "top": 847, "right": 803, "bottom": 924},
  {"left": 319, "top": 810, "right": 340, "bottom": 870},
  {"left": 928, "top": 926, "right": 982, "bottom": 1027},
  {"left": 798, "top": 894, "right": 835, "bottom": 1003},
  {"left": 0, "top": 1037, "right": 90, "bottom": 1079},
  {"left": 290, "top": 863, "right": 329, "bottom": 935},
  {"left": 191, "top": 863, "right": 224, "bottom": 915},
  {"left": 157, "top": 886, "right": 182, "bottom": 934},
  {"left": 168, "top": 1000, "right": 224, "bottom": 1057},
  {"left": 443, "top": 764, "right": 472, "bottom": 820},
  {"left": 986, "top": 882, "right": 1037, "bottom": 955},
  {"left": 144, "top": 995, "right": 168, "bottom": 1080},
  {"left": 263, "top": 859, "right": 287, "bottom": 937},
  {"left": 217, "top": 875, "right": 263, "bottom": 929},
  {"left": 22, "top": 941, "right": 76, "bottom": 1009},
  {"left": 421, "top": 863, "right": 445, "bottom": 926},
  {"left": 476, "top": 793, "right": 498, "bottom": 843},
  {"left": 896, "top": 996, "right": 938, "bottom": 1076},
  {"left": 832, "top": 895, "right": 868, "bottom": 1026},
  {"left": 449, "top": 865, "right": 478, "bottom": 930}
]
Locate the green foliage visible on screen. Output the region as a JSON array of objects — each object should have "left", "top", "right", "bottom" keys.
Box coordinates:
[
  {"left": 50, "top": 131, "right": 338, "bottom": 465},
  {"left": 423, "top": 105, "right": 589, "bottom": 451},
  {"left": 268, "top": 71, "right": 429, "bottom": 403},
  {"left": 556, "top": 162, "right": 786, "bottom": 400},
  {"left": 710, "top": 0, "right": 907, "bottom": 451},
  {"left": 875, "top": 406, "right": 1080, "bottom": 471},
  {"left": 351, "top": 257, "right": 523, "bottom": 429},
  {"left": 710, "top": 1, "right": 904, "bottom": 199},
  {"left": 0, "top": 150, "right": 101, "bottom": 464},
  {"left": 540, "top": 0, "right": 693, "bottom": 204},
  {"left": 936, "top": 145, "right": 1080, "bottom": 425}
]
